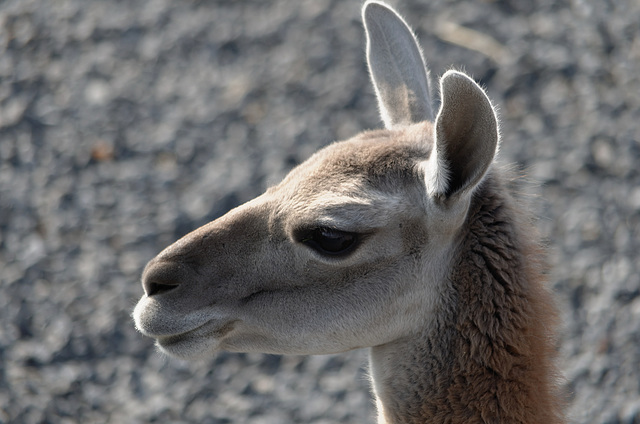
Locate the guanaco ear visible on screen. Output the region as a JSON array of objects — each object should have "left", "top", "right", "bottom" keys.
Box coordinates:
[
  {"left": 425, "top": 70, "right": 499, "bottom": 200},
  {"left": 363, "top": 1, "right": 434, "bottom": 129}
]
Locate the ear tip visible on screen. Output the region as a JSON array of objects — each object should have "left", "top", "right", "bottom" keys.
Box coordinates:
[
  {"left": 363, "top": 0, "right": 389, "bottom": 11},
  {"left": 440, "top": 70, "right": 476, "bottom": 87},
  {"left": 362, "top": 1, "right": 395, "bottom": 22},
  {"left": 439, "top": 70, "right": 493, "bottom": 108}
]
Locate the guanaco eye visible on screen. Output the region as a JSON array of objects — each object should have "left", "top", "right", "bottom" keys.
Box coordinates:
[{"left": 300, "top": 227, "right": 359, "bottom": 256}]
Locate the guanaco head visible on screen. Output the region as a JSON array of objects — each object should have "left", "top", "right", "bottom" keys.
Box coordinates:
[{"left": 133, "top": 0, "right": 499, "bottom": 360}]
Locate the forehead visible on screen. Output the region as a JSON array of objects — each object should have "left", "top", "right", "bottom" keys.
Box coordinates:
[
  {"left": 276, "top": 125, "right": 432, "bottom": 197},
  {"left": 262, "top": 125, "right": 434, "bottom": 231}
]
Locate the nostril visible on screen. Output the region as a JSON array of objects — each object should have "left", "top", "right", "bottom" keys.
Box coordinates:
[
  {"left": 146, "top": 281, "right": 179, "bottom": 297},
  {"left": 142, "top": 261, "right": 185, "bottom": 297}
]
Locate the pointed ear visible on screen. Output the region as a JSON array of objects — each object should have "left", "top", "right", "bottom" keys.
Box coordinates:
[
  {"left": 425, "top": 70, "right": 499, "bottom": 200},
  {"left": 362, "top": 1, "right": 434, "bottom": 129}
]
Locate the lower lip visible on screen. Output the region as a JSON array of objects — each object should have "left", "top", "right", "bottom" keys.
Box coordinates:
[{"left": 156, "top": 319, "right": 237, "bottom": 349}]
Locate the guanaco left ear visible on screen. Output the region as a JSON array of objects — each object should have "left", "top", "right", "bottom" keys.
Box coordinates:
[
  {"left": 363, "top": 0, "right": 434, "bottom": 128},
  {"left": 425, "top": 70, "right": 499, "bottom": 200}
]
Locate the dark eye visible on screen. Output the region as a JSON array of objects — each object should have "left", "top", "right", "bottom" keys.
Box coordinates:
[{"left": 300, "top": 227, "right": 359, "bottom": 257}]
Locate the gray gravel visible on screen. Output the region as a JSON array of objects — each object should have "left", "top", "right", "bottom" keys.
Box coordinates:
[{"left": 1, "top": 0, "right": 639, "bottom": 423}]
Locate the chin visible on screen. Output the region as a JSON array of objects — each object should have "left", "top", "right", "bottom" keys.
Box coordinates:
[{"left": 155, "top": 336, "right": 220, "bottom": 360}]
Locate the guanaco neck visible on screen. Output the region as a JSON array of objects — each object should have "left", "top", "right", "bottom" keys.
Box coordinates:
[{"left": 370, "top": 177, "right": 564, "bottom": 424}]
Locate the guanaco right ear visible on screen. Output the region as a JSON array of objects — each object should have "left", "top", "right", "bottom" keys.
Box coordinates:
[
  {"left": 363, "top": 1, "right": 434, "bottom": 129},
  {"left": 425, "top": 70, "right": 499, "bottom": 200}
]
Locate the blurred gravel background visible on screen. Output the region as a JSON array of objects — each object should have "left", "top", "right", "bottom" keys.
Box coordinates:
[{"left": 1, "top": 0, "right": 639, "bottom": 423}]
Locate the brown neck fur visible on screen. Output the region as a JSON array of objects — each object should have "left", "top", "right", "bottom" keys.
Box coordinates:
[{"left": 378, "top": 173, "right": 564, "bottom": 424}]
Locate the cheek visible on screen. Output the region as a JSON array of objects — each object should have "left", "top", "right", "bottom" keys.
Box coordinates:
[{"left": 400, "top": 219, "right": 429, "bottom": 256}]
